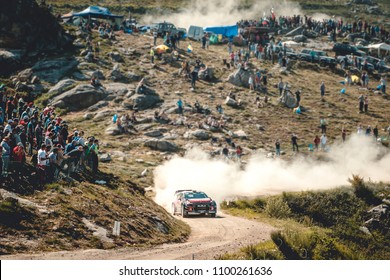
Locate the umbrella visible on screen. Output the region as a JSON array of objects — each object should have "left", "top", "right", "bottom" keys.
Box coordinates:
[{"left": 155, "top": 45, "right": 170, "bottom": 54}]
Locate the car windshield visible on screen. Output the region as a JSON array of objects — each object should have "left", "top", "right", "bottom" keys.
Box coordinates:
[{"left": 185, "top": 192, "right": 208, "bottom": 199}]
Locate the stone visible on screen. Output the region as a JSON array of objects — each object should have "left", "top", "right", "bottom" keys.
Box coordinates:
[
  {"left": 109, "top": 69, "right": 126, "bottom": 82},
  {"left": 279, "top": 91, "right": 297, "bottom": 108},
  {"left": 127, "top": 71, "right": 142, "bottom": 82},
  {"left": 105, "top": 83, "right": 129, "bottom": 96},
  {"left": 137, "top": 124, "right": 155, "bottom": 131},
  {"left": 83, "top": 113, "right": 94, "bottom": 120},
  {"left": 108, "top": 52, "right": 123, "bottom": 62},
  {"left": 227, "top": 68, "right": 254, "bottom": 88},
  {"left": 105, "top": 125, "right": 121, "bottom": 136},
  {"left": 129, "top": 94, "right": 162, "bottom": 111},
  {"left": 225, "top": 96, "right": 238, "bottom": 107},
  {"left": 144, "top": 140, "right": 179, "bottom": 152},
  {"left": 91, "top": 70, "right": 105, "bottom": 80},
  {"left": 233, "top": 130, "right": 248, "bottom": 139},
  {"left": 99, "top": 153, "right": 112, "bottom": 163},
  {"left": 191, "top": 129, "right": 211, "bottom": 140},
  {"left": 32, "top": 57, "right": 78, "bottom": 84},
  {"left": 93, "top": 109, "right": 113, "bottom": 121},
  {"left": 48, "top": 79, "right": 76, "bottom": 96},
  {"left": 72, "top": 71, "right": 89, "bottom": 81},
  {"left": 0, "top": 49, "right": 23, "bottom": 76},
  {"left": 88, "top": 101, "right": 109, "bottom": 112},
  {"left": 50, "top": 84, "right": 107, "bottom": 111},
  {"left": 17, "top": 68, "right": 33, "bottom": 82},
  {"left": 144, "top": 130, "right": 163, "bottom": 137}
]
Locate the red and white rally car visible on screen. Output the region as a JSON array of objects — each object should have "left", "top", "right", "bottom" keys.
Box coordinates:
[{"left": 171, "top": 190, "right": 217, "bottom": 218}]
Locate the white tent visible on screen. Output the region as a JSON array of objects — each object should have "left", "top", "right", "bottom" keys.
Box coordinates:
[
  {"left": 367, "top": 43, "right": 390, "bottom": 58},
  {"left": 367, "top": 43, "right": 390, "bottom": 51}
]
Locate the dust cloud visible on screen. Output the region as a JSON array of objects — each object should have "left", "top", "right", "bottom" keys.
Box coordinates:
[
  {"left": 142, "top": 0, "right": 302, "bottom": 29},
  {"left": 153, "top": 135, "right": 390, "bottom": 210}
]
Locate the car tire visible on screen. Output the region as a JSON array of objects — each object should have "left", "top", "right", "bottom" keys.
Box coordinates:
[
  {"left": 171, "top": 204, "right": 176, "bottom": 216},
  {"left": 210, "top": 213, "right": 216, "bottom": 218},
  {"left": 181, "top": 205, "right": 188, "bottom": 218}
]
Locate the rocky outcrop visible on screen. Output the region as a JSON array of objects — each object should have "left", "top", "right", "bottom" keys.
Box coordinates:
[
  {"left": 184, "top": 130, "right": 211, "bottom": 140},
  {"left": 144, "top": 140, "right": 179, "bottom": 152},
  {"left": 48, "top": 79, "right": 77, "bottom": 96},
  {"left": 227, "top": 68, "right": 254, "bottom": 88},
  {"left": 32, "top": 57, "right": 79, "bottom": 84},
  {"left": 0, "top": 1, "right": 73, "bottom": 52},
  {"left": 50, "top": 84, "right": 107, "bottom": 111},
  {"left": 279, "top": 91, "right": 297, "bottom": 109},
  {"left": 0, "top": 50, "right": 24, "bottom": 76}
]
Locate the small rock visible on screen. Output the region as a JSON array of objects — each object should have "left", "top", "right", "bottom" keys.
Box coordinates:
[
  {"left": 99, "top": 153, "right": 112, "bottom": 163},
  {"left": 83, "top": 113, "right": 94, "bottom": 120}
]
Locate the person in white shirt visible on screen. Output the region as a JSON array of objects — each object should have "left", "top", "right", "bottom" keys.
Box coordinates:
[
  {"left": 320, "top": 134, "right": 327, "bottom": 151},
  {"left": 37, "top": 144, "right": 48, "bottom": 166}
]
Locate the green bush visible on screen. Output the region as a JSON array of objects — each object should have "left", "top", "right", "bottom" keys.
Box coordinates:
[
  {"left": 348, "top": 175, "right": 381, "bottom": 205},
  {"left": 265, "top": 196, "right": 291, "bottom": 219}
]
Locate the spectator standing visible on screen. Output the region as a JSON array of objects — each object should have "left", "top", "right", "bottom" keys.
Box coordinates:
[
  {"left": 291, "top": 134, "right": 299, "bottom": 152},
  {"left": 314, "top": 135, "right": 320, "bottom": 150},
  {"left": 320, "top": 81, "right": 325, "bottom": 99},
  {"left": 364, "top": 95, "right": 369, "bottom": 113},
  {"left": 358, "top": 94, "right": 364, "bottom": 112},
  {"left": 1, "top": 136, "right": 11, "bottom": 177},
  {"left": 380, "top": 76, "right": 386, "bottom": 94},
  {"left": 275, "top": 140, "right": 281, "bottom": 156}
]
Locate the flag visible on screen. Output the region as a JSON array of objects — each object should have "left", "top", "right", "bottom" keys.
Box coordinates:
[{"left": 271, "top": 8, "right": 276, "bottom": 21}]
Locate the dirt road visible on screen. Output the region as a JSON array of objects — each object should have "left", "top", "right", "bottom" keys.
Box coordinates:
[{"left": 1, "top": 212, "right": 275, "bottom": 260}]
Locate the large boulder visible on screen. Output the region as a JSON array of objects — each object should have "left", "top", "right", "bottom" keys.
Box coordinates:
[
  {"left": 227, "top": 68, "right": 254, "bottom": 88},
  {"left": 0, "top": 1, "right": 73, "bottom": 52},
  {"left": 279, "top": 91, "right": 297, "bottom": 108},
  {"left": 144, "top": 130, "right": 163, "bottom": 138},
  {"left": 105, "top": 124, "right": 121, "bottom": 136},
  {"left": 108, "top": 52, "right": 123, "bottom": 62},
  {"left": 105, "top": 83, "right": 131, "bottom": 98},
  {"left": 128, "top": 94, "right": 162, "bottom": 111},
  {"left": 48, "top": 79, "right": 76, "bottom": 96},
  {"left": 225, "top": 96, "right": 238, "bottom": 107},
  {"left": 0, "top": 49, "right": 23, "bottom": 76},
  {"left": 32, "top": 57, "right": 79, "bottom": 84},
  {"left": 128, "top": 85, "right": 163, "bottom": 111},
  {"left": 144, "top": 140, "right": 179, "bottom": 152},
  {"left": 50, "top": 84, "right": 107, "bottom": 111},
  {"left": 191, "top": 129, "right": 211, "bottom": 140}
]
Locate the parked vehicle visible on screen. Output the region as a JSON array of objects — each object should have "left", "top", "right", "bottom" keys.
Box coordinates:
[
  {"left": 298, "top": 48, "right": 336, "bottom": 66},
  {"left": 333, "top": 43, "right": 366, "bottom": 57},
  {"left": 152, "top": 22, "right": 186, "bottom": 38},
  {"left": 364, "top": 56, "right": 390, "bottom": 73},
  {"left": 172, "top": 190, "right": 217, "bottom": 218}
]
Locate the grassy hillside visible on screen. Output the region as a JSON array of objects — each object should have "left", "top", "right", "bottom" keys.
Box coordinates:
[
  {"left": 0, "top": 169, "right": 189, "bottom": 255},
  {"left": 219, "top": 177, "right": 390, "bottom": 259}
]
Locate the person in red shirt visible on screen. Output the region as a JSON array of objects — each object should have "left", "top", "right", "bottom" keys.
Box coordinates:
[
  {"left": 314, "top": 135, "right": 320, "bottom": 150},
  {"left": 12, "top": 142, "right": 25, "bottom": 176}
]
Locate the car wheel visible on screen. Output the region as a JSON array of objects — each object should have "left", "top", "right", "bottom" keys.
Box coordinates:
[
  {"left": 181, "top": 205, "right": 188, "bottom": 218},
  {"left": 210, "top": 213, "right": 216, "bottom": 218},
  {"left": 171, "top": 204, "right": 176, "bottom": 215}
]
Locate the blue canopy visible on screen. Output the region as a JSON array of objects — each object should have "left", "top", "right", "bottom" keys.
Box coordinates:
[
  {"left": 203, "top": 25, "right": 238, "bottom": 37},
  {"left": 73, "top": 6, "right": 123, "bottom": 19}
]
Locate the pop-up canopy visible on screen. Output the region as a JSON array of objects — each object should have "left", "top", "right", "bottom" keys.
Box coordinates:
[{"left": 73, "top": 6, "right": 123, "bottom": 19}]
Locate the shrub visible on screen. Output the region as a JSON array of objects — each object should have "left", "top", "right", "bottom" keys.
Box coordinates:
[
  {"left": 348, "top": 175, "right": 381, "bottom": 205},
  {"left": 265, "top": 196, "right": 291, "bottom": 219}
]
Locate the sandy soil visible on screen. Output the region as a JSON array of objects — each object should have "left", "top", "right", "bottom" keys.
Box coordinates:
[{"left": 0, "top": 212, "right": 275, "bottom": 260}]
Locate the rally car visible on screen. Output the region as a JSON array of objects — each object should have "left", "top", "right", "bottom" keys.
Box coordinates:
[{"left": 171, "top": 190, "right": 217, "bottom": 218}]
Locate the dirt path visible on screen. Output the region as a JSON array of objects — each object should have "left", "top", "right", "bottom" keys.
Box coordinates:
[{"left": 0, "top": 212, "right": 275, "bottom": 260}]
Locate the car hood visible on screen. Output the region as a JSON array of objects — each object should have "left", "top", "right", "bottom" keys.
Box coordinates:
[{"left": 187, "top": 198, "right": 213, "bottom": 203}]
